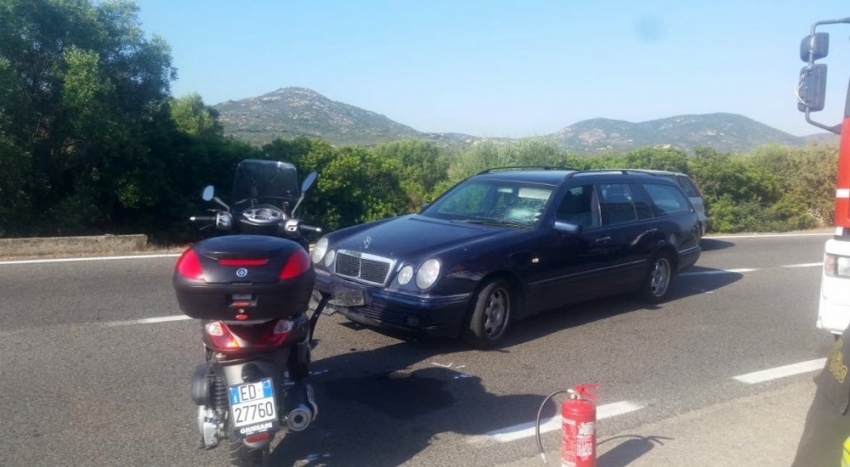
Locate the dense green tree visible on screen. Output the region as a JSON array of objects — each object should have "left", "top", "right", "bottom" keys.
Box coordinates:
[
  {"left": 170, "top": 93, "right": 223, "bottom": 137},
  {"left": 372, "top": 139, "right": 450, "bottom": 208},
  {"left": 262, "top": 137, "right": 409, "bottom": 231},
  {"left": 0, "top": 0, "right": 175, "bottom": 235}
]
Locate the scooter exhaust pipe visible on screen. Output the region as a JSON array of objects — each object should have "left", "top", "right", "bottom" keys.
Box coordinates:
[{"left": 284, "top": 382, "right": 316, "bottom": 432}]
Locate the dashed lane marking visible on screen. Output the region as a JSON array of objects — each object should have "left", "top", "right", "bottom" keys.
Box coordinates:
[
  {"left": 679, "top": 268, "right": 757, "bottom": 276},
  {"left": 733, "top": 358, "right": 827, "bottom": 384},
  {"left": 100, "top": 315, "right": 192, "bottom": 326}
]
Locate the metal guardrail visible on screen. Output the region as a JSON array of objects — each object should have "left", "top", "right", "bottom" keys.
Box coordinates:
[{"left": 0, "top": 234, "right": 149, "bottom": 258}]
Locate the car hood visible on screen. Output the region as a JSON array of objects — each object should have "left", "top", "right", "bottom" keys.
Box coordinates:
[{"left": 329, "top": 215, "right": 517, "bottom": 260}]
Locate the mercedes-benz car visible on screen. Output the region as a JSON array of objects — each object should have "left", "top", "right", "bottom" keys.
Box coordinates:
[{"left": 310, "top": 168, "right": 702, "bottom": 348}]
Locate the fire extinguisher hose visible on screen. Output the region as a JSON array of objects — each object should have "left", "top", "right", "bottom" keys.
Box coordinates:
[{"left": 535, "top": 390, "right": 572, "bottom": 464}]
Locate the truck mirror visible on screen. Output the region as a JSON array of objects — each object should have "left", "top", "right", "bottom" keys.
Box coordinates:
[
  {"left": 797, "top": 64, "right": 827, "bottom": 112},
  {"left": 801, "top": 32, "right": 829, "bottom": 62}
]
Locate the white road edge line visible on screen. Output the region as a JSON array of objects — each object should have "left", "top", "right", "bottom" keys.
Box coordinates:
[
  {"left": 480, "top": 400, "right": 644, "bottom": 443},
  {"left": 782, "top": 263, "right": 822, "bottom": 268},
  {"left": 733, "top": 358, "right": 827, "bottom": 384},
  {"left": 0, "top": 253, "right": 181, "bottom": 265},
  {"left": 705, "top": 232, "right": 832, "bottom": 239},
  {"left": 679, "top": 268, "right": 757, "bottom": 276},
  {"left": 100, "top": 315, "right": 191, "bottom": 326}
]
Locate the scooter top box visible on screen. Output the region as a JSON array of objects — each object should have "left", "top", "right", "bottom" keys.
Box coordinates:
[{"left": 173, "top": 235, "right": 315, "bottom": 321}]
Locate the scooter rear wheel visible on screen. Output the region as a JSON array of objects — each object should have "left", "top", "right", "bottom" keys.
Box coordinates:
[{"left": 229, "top": 439, "right": 270, "bottom": 467}]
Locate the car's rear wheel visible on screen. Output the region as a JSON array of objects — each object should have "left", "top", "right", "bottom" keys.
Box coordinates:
[
  {"left": 463, "top": 278, "right": 512, "bottom": 348},
  {"left": 640, "top": 251, "right": 673, "bottom": 303}
]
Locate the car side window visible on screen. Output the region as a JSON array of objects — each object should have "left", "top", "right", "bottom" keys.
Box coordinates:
[
  {"left": 555, "top": 184, "right": 599, "bottom": 228},
  {"left": 599, "top": 183, "right": 637, "bottom": 225},
  {"left": 643, "top": 183, "right": 691, "bottom": 216},
  {"left": 629, "top": 183, "right": 655, "bottom": 220}
]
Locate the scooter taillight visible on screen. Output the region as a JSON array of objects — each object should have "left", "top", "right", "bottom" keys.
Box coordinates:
[
  {"left": 256, "top": 319, "right": 295, "bottom": 348},
  {"left": 204, "top": 319, "right": 294, "bottom": 352},
  {"left": 280, "top": 248, "right": 311, "bottom": 280},
  {"left": 176, "top": 248, "right": 204, "bottom": 281},
  {"left": 204, "top": 321, "right": 240, "bottom": 351}
]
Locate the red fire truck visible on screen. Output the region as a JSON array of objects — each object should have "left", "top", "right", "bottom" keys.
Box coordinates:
[{"left": 797, "top": 18, "right": 850, "bottom": 336}]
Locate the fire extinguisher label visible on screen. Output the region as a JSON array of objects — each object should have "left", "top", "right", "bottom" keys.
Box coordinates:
[
  {"left": 562, "top": 417, "right": 596, "bottom": 467},
  {"left": 577, "top": 421, "right": 595, "bottom": 458}
]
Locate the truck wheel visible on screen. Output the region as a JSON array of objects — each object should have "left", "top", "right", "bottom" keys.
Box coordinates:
[{"left": 463, "top": 278, "right": 512, "bottom": 348}]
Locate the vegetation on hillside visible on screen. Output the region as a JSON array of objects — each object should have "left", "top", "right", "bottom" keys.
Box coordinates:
[{"left": 0, "top": 0, "right": 839, "bottom": 243}]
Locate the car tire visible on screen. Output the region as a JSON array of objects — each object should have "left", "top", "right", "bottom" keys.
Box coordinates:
[
  {"left": 463, "top": 278, "right": 513, "bottom": 349},
  {"left": 640, "top": 251, "right": 673, "bottom": 303}
]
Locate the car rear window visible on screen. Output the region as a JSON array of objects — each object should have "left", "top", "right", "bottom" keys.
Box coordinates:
[
  {"left": 643, "top": 183, "right": 691, "bottom": 216},
  {"left": 676, "top": 175, "right": 701, "bottom": 197}
]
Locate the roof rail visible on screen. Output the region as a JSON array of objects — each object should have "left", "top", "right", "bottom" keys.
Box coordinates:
[
  {"left": 564, "top": 168, "right": 650, "bottom": 178},
  {"left": 476, "top": 166, "right": 574, "bottom": 174}
]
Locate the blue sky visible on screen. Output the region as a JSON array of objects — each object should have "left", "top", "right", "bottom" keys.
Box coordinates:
[{"left": 136, "top": 1, "right": 850, "bottom": 138}]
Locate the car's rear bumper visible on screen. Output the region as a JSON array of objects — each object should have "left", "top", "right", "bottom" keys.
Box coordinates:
[
  {"left": 314, "top": 270, "right": 471, "bottom": 338},
  {"left": 677, "top": 245, "right": 701, "bottom": 272}
]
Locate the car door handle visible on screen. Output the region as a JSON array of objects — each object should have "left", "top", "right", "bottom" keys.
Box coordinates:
[{"left": 595, "top": 236, "right": 612, "bottom": 245}]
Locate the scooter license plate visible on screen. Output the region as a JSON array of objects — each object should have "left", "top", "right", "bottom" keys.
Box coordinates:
[{"left": 228, "top": 378, "right": 278, "bottom": 432}]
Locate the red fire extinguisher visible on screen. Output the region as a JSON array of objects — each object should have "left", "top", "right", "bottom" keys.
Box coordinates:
[
  {"left": 535, "top": 384, "right": 599, "bottom": 467},
  {"left": 561, "top": 384, "right": 599, "bottom": 467}
]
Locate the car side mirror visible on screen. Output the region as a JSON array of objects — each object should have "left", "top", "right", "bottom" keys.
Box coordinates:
[{"left": 202, "top": 185, "right": 215, "bottom": 201}]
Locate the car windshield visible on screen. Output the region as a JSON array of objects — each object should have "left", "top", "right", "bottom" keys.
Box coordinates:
[{"left": 421, "top": 179, "right": 554, "bottom": 228}]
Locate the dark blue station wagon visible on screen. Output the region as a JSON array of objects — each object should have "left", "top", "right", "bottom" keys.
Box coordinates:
[{"left": 310, "top": 168, "right": 701, "bottom": 348}]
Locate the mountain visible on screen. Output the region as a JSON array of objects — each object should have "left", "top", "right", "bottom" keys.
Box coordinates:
[
  {"left": 214, "top": 87, "right": 422, "bottom": 145},
  {"left": 545, "top": 114, "right": 807, "bottom": 154},
  {"left": 214, "top": 87, "right": 831, "bottom": 153}
]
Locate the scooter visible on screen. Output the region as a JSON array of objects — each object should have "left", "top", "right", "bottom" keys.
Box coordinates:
[{"left": 172, "top": 159, "right": 329, "bottom": 466}]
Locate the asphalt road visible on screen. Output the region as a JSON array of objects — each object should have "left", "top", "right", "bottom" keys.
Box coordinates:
[{"left": 0, "top": 233, "right": 836, "bottom": 467}]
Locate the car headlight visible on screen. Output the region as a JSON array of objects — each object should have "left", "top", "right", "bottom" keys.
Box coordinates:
[
  {"left": 397, "top": 265, "right": 414, "bottom": 285},
  {"left": 825, "top": 254, "right": 850, "bottom": 277},
  {"left": 416, "top": 259, "right": 441, "bottom": 289},
  {"left": 324, "top": 249, "right": 336, "bottom": 268},
  {"left": 311, "top": 237, "right": 328, "bottom": 264}
]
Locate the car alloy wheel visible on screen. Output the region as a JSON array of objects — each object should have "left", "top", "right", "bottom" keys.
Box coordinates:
[
  {"left": 642, "top": 252, "right": 673, "bottom": 303},
  {"left": 464, "top": 278, "right": 512, "bottom": 348},
  {"left": 483, "top": 287, "right": 509, "bottom": 338}
]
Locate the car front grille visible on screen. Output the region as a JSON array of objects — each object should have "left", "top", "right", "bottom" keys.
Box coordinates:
[{"left": 334, "top": 250, "right": 393, "bottom": 286}]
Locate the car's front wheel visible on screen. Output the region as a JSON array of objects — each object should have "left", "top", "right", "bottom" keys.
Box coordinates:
[
  {"left": 640, "top": 251, "right": 673, "bottom": 303},
  {"left": 463, "top": 278, "right": 513, "bottom": 348}
]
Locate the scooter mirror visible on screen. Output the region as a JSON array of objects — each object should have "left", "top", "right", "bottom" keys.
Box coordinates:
[
  {"left": 202, "top": 185, "right": 215, "bottom": 201},
  {"left": 301, "top": 171, "right": 318, "bottom": 193}
]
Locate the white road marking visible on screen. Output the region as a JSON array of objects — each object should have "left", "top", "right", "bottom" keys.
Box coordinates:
[
  {"left": 782, "top": 262, "right": 822, "bottom": 268},
  {"left": 706, "top": 232, "right": 832, "bottom": 239},
  {"left": 481, "top": 400, "right": 644, "bottom": 443},
  {"left": 0, "top": 253, "right": 180, "bottom": 265},
  {"left": 679, "top": 268, "right": 757, "bottom": 276},
  {"left": 733, "top": 358, "right": 827, "bottom": 384},
  {"left": 100, "top": 315, "right": 191, "bottom": 326}
]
